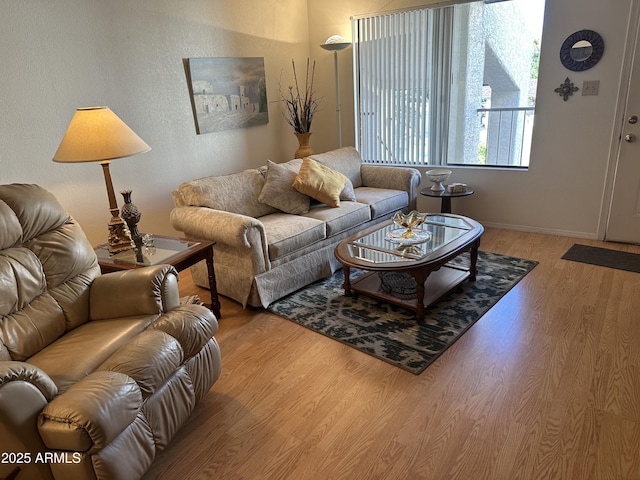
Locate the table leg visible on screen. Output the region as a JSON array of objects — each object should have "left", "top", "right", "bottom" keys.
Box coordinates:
[
  {"left": 412, "top": 270, "right": 429, "bottom": 320},
  {"left": 441, "top": 197, "right": 452, "bottom": 214},
  {"left": 342, "top": 265, "right": 352, "bottom": 296},
  {"left": 469, "top": 239, "right": 480, "bottom": 281},
  {"left": 205, "top": 246, "right": 221, "bottom": 318}
]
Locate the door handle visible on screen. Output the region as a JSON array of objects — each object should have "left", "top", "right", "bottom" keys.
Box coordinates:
[{"left": 625, "top": 133, "right": 636, "bottom": 142}]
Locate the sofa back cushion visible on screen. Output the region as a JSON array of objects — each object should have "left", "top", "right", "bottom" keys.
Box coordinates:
[
  {"left": 0, "top": 184, "right": 100, "bottom": 361},
  {"left": 173, "top": 169, "right": 278, "bottom": 218},
  {"left": 309, "top": 146, "right": 363, "bottom": 188}
]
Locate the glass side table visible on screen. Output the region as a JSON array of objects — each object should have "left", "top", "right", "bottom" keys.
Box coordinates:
[{"left": 95, "top": 234, "right": 221, "bottom": 318}]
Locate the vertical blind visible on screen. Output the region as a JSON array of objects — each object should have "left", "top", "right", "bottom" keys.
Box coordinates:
[{"left": 353, "top": 7, "right": 453, "bottom": 165}]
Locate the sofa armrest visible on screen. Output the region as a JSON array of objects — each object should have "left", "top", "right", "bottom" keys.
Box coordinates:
[
  {"left": 89, "top": 265, "right": 180, "bottom": 320},
  {"left": 170, "top": 206, "right": 266, "bottom": 249},
  {"left": 38, "top": 371, "right": 141, "bottom": 454},
  {"left": 171, "top": 206, "right": 270, "bottom": 274},
  {"left": 361, "top": 165, "right": 422, "bottom": 209}
]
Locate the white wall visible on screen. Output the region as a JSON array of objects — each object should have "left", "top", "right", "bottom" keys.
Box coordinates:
[
  {"left": 308, "top": 0, "right": 635, "bottom": 239},
  {"left": 0, "top": 0, "right": 635, "bottom": 244},
  {"left": 0, "top": 0, "right": 311, "bottom": 245}
]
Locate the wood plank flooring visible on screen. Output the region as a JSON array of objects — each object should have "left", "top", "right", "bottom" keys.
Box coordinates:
[{"left": 142, "top": 229, "right": 640, "bottom": 480}]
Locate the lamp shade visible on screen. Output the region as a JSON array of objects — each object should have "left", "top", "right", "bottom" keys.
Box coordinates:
[{"left": 53, "top": 106, "right": 151, "bottom": 163}]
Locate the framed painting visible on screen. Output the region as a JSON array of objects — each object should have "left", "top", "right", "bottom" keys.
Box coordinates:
[{"left": 186, "top": 57, "right": 268, "bottom": 134}]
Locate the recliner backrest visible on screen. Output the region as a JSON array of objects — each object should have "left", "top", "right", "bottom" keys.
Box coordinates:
[{"left": 0, "top": 184, "right": 101, "bottom": 361}]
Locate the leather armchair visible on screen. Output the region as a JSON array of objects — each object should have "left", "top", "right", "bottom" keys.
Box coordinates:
[{"left": 0, "top": 184, "right": 221, "bottom": 480}]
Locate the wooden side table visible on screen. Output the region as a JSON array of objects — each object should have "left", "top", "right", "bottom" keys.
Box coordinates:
[
  {"left": 95, "top": 234, "right": 221, "bottom": 318},
  {"left": 420, "top": 187, "right": 474, "bottom": 214}
]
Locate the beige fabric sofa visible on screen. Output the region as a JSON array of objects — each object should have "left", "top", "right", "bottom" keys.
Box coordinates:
[
  {"left": 0, "top": 184, "right": 221, "bottom": 480},
  {"left": 171, "top": 147, "right": 421, "bottom": 308}
]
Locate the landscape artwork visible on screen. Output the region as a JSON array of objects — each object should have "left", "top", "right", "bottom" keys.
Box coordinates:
[{"left": 187, "top": 57, "right": 268, "bottom": 134}]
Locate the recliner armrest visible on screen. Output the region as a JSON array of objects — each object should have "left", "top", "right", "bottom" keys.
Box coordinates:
[
  {"left": 0, "top": 361, "right": 57, "bottom": 400},
  {"left": 89, "top": 265, "right": 180, "bottom": 320},
  {"left": 0, "top": 361, "right": 58, "bottom": 479},
  {"left": 38, "top": 370, "right": 141, "bottom": 454}
]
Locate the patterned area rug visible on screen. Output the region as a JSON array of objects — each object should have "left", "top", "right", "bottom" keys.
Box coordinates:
[
  {"left": 268, "top": 251, "right": 537, "bottom": 374},
  {"left": 180, "top": 295, "right": 203, "bottom": 306}
]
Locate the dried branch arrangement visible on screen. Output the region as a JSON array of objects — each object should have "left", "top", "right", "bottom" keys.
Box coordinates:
[{"left": 280, "top": 59, "right": 321, "bottom": 134}]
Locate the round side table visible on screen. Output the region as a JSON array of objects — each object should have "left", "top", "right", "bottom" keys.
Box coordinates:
[{"left": 420, "top": 187, "right": 474, "bottom": 214}]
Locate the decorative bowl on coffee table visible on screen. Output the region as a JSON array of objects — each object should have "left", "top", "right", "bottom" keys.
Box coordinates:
[{"left": 388, "top": 210, "right": 431, "bottom": 244}]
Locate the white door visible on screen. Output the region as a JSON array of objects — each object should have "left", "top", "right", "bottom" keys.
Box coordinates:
[{"left": 607, "top": 6, "right": 640, "bottom": 243}]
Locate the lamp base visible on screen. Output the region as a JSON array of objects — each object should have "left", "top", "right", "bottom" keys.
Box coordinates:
[{"left": 107, "top": 215, "right": 136, "bottom": 255}]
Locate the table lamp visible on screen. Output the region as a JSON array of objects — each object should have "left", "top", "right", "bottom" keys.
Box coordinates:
[
  {"left": 52, "top": 106, "right": 151, "bottom": 255},
  {"left": 321, "top": 35, "right": 351, "bottom": 148}
]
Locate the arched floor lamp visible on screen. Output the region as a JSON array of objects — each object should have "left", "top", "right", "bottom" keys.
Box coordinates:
[{"left": 321, "top": 35, "right": 351, "bottom": 148}]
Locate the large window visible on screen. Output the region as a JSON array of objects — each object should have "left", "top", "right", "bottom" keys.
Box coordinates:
[{"left": 353, "top": 0, "right": 545, "bottom": 168}]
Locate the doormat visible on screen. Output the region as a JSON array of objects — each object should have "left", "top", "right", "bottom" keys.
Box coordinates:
[
  {"left": 267, "top": 251, "right": 537, "bottom": 374},
  {"left": 561, "top": 244, "right": 640, "bottom": 273}
]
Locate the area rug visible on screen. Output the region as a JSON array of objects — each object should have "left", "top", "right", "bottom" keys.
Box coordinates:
[
  {"left": 562, "top": 244, "right": 640, "bottom": 273},
  {"left": 180, "top": 295, "right": 203, "bottom": 306},
  {"left": 268, "top": 251, "right": 537, "bottom": 374}
]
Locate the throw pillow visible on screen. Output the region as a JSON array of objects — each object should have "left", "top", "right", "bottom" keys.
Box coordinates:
[
  {"left": 292, "top": 158, "right": 348, "bottom": 207},
  {"left": 258, "top": 160, "right": 310, "bottom": 214},
  {"left": 340, "top": 177, "right": 357, "bottom": 202},
  {"left": 309, "top": 146, "right": 363, "bottom": 188}
]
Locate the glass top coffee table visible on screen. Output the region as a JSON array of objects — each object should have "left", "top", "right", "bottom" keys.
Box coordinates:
[{"left": 334, "top": 214, "right": 484, "bottom": 320}]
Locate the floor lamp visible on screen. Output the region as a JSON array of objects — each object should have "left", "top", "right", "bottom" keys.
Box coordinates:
[{"left": 321, "top": 35, "right": 351, "bottom": 148}]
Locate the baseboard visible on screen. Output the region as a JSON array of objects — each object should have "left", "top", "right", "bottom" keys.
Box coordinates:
[{"left": 478, "top": 221, "right": 599, "bottom": 240}]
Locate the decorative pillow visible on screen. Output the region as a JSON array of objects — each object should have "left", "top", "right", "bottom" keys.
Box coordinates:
[
  {"left": 258, "top": 160, "right": 310, "bottom": 214},
  {"left": 309, "top": 146, "right": 363, "bottom": 188},
  {"left": 292, "top": 158, "right": 348, "bottom": 207},
  {"left": 340, "top": 177, "right": 357, "bottom": 202}
]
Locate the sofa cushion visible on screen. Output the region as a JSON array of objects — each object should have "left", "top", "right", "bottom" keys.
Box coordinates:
[
  {"left": 260, "top": 213, "right": 326, "bottom": 261},
  {"left": 354, "top": 187, "right": 410, "bottom": 219},
  {"left": 174, "top": 169, "right": 278, "bottom": 218},
  {"left": 292, "top": 158, "right": 347, "bottom": 208},
  {"left": 302, "top": 202, "right": 371, "bottom": 237},
  {"left": 309, "top": 146, "right": 363, "bottom": 188},
  {"left": 258, "top": 160, "right": 310, "bottom": 214}
]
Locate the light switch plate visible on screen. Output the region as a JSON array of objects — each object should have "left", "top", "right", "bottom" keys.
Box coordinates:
[{"left": 582, "top": 80, "right": 600, "bottom": 96}]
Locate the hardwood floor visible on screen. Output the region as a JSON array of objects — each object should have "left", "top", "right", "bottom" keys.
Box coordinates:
[{"left": 142, "top": 229, "right": 640, "bottom": 480}]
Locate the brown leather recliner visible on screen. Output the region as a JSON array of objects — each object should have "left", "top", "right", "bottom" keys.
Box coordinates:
[{"left": 0, "top": 184, "right": 222, "bottom": 480}]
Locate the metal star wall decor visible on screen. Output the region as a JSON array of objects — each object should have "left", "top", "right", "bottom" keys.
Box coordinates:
[{"left": 554, "top": 77, "right": 580, "bottom": 101}]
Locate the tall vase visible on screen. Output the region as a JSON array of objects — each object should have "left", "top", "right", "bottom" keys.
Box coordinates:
[
  {"left": 294, "top": 132, "right": 313, "bottom": 158},
  {"left": 120, "top": 189, "right": 141, "bottom": 244}
]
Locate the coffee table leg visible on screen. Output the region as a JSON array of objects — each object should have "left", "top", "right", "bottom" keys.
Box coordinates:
[
  {"left": 413, "top": 271, "right": 429, "bottom": 320},
  {"left": 205, "top": 247, "right": 221, "bottom": 318},
  {"left": 342, "top": 265, "right": 352, "bottom": 296}
]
